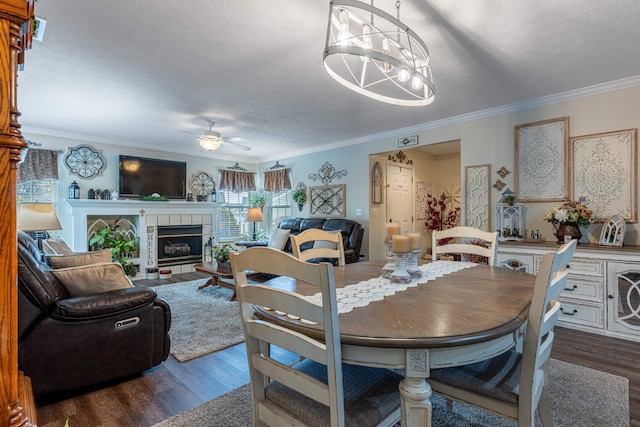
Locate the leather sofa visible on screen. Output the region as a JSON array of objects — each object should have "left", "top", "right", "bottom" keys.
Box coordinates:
[
  {"left": 17, "top": 231, "right": 171, "bottom": 396},
  {"left": 277, "top": 217, "right": 364, "bottom": 264}
]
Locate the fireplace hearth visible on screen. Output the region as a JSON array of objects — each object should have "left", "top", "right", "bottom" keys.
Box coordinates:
[{"left": 157, "top": 225, "right": 203, "bottom": 267}]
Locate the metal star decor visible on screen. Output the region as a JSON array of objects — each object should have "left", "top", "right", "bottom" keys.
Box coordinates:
[
  {"left": 444, "top": 186, "right": 461, "bottom": 207},
  {"left": 496, "top": 166, "right": 511, "bottom": 178},
  {"left": 492, "top": 179, "right": 507, "bottom": 191},
  {"left": 308, "top": 161, "right": 347, "bottom": 185}
]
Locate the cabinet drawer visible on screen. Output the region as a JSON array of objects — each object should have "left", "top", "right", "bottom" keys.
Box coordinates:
[
  {"left": 558, "top": 299, "right": 604, "bottom": 329},
  {"left": 497, "top": 253, "right": 534, "bottom": 274},
  {"left": 567, "top": 258, "right": 604, "bottom": 277},
  {"left": 561, "top": 276, "right": 604, "bottom": 302}
]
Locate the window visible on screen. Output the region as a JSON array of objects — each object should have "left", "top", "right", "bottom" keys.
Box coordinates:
[
  {"left": 216, "top": 189, "right": 292, "bottom": 241},
  {"left": 217, "top": 190, "right": 251, "bottom": 242},
  {"left": 268, "top": 190, "right": 292, "bottom": 231},
  {"left": 16, "top": 179, "right": 60, "bottom": 236}
]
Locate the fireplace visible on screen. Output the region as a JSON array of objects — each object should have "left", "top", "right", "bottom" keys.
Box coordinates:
[{"left": 157, "top": 225, "right": 203, "bottom": 267}]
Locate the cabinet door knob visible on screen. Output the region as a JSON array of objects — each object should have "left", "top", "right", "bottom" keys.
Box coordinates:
[{"left": 608, "top": 295, "right": 614, "bottom": 299}]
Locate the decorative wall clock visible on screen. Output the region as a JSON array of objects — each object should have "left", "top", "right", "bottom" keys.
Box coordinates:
[
  {"left": 63, "top": 144, "right": 106, "bottom": 179},
  {"left": 310, "top": 185, "right": 346, "bottom": 218},
  {"left": 190, "top": 171, "right": 215, "bottom": 197}
]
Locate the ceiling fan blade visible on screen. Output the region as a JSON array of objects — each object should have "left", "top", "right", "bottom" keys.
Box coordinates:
[{"left": 223, "top": 139, "right": 251, "bottom": 151}]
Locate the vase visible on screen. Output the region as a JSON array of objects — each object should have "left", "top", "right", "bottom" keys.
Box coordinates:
[
  {"left": 297, "top": 203, "right": 303, "bottom": 211},
  {"left": 553, "top": 222, "right": 582, "bottom": 244}
]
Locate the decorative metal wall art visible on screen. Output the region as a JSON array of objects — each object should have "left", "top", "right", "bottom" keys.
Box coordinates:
[
  {"left": 570, "top": 128, "right": 638, "bottom": 222},
  {"left": 310, "top": 185, "right": 346, "bottom": 217},
  {"left": 64, "top": 144, "right": 106, "bottom": 179},
  {"left": 492, "top": 179, "right": 506, "bottom": 191},
  {"left": 465, "top": 165, "right": 491, "bottom": 230},
  {"left": 190, "top": 171, "right": 215, "bottom": 197},
  {"left": 515, "top": 116, "right": 569, "bottom": 201},
  {"left": 371, "top": 162, "right": 383, "bottom": 204},
  {"left": 496, "top": 166, "right": 510, "bottom": 178},
  {"left": 308, "top": 161, "right": 347, "bottom": 185},
  {"left": 388, "top": 150, "right": 413, "bottom": 165}
]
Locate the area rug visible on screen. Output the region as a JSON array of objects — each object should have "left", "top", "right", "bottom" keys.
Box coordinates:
[
  {"left": 152, "top": 358, "right": 629, "bottom": 427},
  {"left": 154, "top": 279, "right": 244, "bottom": 362}
]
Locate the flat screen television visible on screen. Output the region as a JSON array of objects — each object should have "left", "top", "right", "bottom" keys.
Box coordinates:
[{"left": 119, "top": 155, "right": 186, "bottom": 199}]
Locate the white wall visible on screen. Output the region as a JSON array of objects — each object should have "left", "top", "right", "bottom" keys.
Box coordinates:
[{"left": 25, "top": 83, "right": 640, "bottom": 259}]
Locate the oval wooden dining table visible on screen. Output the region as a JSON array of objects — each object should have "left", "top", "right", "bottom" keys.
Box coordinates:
[{"left": 255, "top": 260, "right": 537, "bottom": 427}]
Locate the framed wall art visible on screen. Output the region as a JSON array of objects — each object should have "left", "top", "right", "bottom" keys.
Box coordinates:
[
  {"left": 371, "top": 162, "right": 383, "bottom": 204},
  {"left": 310, "top": 185, "right": 346, "bottom": 217},
  {"left": 515, "top": 116, "right": 569, "bottom": 202},
  {"left": 570, "top": 128, "right": 637, "bottom": 222},
  {"left": 465, "top": 164, "right": 491, "bottom": 230}
]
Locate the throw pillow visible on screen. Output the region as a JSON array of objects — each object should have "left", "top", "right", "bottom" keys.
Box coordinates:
[
  {"left": 312, "top": 231, "right": 341, "bottom": 249},
  {"left": 43, "top": 237, "right": 74, "bottom": 255},
  {"left": 268, "top": 228, "right": 291, "bottom": 250},
  {"left": 52, "top": 262, "right": 134, "bottom": 297},
  {"left": 49, "top": 249, "right": 112, "bottom": 269}
]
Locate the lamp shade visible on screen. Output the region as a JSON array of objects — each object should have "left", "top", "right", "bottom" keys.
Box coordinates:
[
  {"left": 246, "top": 207, "right": 264, "bottom": 223},
  {"left": 17, "top": 203, "right": 62, "bottom": 232}
]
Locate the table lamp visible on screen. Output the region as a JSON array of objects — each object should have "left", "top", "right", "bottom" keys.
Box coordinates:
[
  {"left": 17, "top": 203, "right": 62, "bottom": 250},
  {"left": 246, "top": 207, "right": 264, "bottom": 241}
]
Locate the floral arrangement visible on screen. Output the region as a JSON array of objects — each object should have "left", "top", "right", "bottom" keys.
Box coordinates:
[
  {"left": 544, "top": 197, "right": 593, "bottom": 229},
  {"left": 425, "top": 192, "right": 461, "bottom": 232}
]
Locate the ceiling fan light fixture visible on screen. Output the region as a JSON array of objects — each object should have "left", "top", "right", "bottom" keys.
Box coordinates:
[
  {"left": 198, "top": 132, "right": 223, "bottom": 151},
  {"left": 323, "top": 0, "right": 435, "bottom": 106}
]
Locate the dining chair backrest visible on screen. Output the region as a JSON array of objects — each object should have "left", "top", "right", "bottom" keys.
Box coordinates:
[
  {"left": 290, "top": 228, "right": 346, "bottom": 266},
  {"left": 432, "top": 226, "right": 499, "bottom": 265},
  {"left": 230, "top": 247, "right": 401, "bottom": 427},
  {"left": 427, "top": 239, "right": 577, "bottom": 426},
  {"left": 518, "top": 238, "right": 577, "bottom": 422}
]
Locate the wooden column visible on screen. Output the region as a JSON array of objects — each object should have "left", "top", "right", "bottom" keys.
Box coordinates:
[{"left": 0, "top": 1, "right": 35, "bottom": 426}]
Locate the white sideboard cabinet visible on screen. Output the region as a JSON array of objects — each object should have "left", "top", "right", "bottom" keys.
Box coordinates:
[{"left": 498, "top": 242, "right": 640, "bottom": 342}]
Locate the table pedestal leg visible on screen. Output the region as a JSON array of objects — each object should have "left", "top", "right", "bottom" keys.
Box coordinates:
[{"left": 399, "top": 377, "right": 432, "bottom": 427}]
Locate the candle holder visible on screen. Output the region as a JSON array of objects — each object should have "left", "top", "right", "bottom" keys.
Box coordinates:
[
  {"left": 390, "top": 252, "right": 412, "bottom": 284},
  {"left": 407, "top": 249, "right": 422, "bottom": 279},
  {"left": 381, "top": 238, "right": 395, "bottom": 278}
]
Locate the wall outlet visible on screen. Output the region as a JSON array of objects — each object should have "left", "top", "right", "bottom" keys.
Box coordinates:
[{"left": 355, "top": 208, "right": 363, "bottom": 216}]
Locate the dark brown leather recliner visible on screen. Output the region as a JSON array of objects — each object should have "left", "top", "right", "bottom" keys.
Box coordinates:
[{"left": 16, "top": 231, "right": 171, "bottom": 396}]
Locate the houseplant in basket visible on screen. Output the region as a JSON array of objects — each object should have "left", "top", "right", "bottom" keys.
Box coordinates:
[{"left": 544, "top": 197, "right": 593, "bottom": 243}]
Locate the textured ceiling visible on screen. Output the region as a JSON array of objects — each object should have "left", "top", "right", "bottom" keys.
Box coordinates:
[{"left": 17, "top": 0, "right": 640, "bottom": 162}]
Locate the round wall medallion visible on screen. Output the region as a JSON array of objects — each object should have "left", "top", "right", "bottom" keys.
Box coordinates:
[
  {"left": 64, "top": 145, "right": 106, "bottom": 179},
  {"left": 190, "top": 171, "right": 215, "bottom": 196}
]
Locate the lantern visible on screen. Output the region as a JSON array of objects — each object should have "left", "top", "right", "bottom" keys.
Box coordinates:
[
  {"left": 211, "top": 189, "right": 217, "bottom": 203},
  {"left": 68, "top": 181, "right": 80, "bottom": 199}
]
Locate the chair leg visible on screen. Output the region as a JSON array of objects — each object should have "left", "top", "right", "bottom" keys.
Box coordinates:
[{"left": 538, "top": 386, "right": 553, "bottom": 426}]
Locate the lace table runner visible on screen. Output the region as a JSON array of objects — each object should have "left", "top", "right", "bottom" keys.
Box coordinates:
[{"left": 274, "top": 261, "right": 477, "bottom": 323}]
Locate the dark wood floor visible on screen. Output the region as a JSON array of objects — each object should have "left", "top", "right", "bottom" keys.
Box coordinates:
[{"left": 34, "top": 272, "right": 639, "bottom": 427}]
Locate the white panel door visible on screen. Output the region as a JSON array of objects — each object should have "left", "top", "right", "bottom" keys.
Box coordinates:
[{"left": 387, "top": 164, "right": 413, "bottom": 233}]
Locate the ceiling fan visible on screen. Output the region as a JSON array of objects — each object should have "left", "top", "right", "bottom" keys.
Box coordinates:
[{"left": 197, "top": 120, "right": 251, "bottom": 151}]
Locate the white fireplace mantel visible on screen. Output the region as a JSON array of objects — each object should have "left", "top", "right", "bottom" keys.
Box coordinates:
[{"left": 65, "top": 199, "right": 219, "bottom": 275}]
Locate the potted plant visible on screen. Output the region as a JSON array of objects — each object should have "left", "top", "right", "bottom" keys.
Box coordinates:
[
  {"left": 89, "top": 218, "right": 140, "bottom": 277},
  {"left": 292, "top": 188, "right": 307, "bottom": 212},
  {"left": 250, "top": 194, "right": 267, "bottom": 209},
  {"left": 212, "top": 243, "right": 234, "bottom": 272}
]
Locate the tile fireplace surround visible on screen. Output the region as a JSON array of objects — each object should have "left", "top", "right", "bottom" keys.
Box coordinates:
[{"left": 66, "top": 199, "right": 218, "bottom": 278}]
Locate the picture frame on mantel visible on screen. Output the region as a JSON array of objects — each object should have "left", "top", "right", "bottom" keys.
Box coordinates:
[
  {"left": 570, "top": 128, "right": 638, "bottom": 223},
  {"left": 514, "top": 116, "right": 570, "bottom": 202}
]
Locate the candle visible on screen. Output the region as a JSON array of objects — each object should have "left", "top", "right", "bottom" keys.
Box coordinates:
[
  {"left": 392, "top": 234, "right": 410, "bottom": 252},
  {"left": 385, "top": 222, "right": 400, "bottom": 239},
  {"left": 408, "top": 232, "right": 421, "bottom": 250}
]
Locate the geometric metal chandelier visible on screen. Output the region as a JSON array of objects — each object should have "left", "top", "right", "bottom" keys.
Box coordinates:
[{"left": 323, "top": 0, "right": 435, "bottom": 106}]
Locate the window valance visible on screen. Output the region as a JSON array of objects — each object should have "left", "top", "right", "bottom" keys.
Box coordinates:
[
  {"left": 264, "top": 168, "right": 291, "bottom": 192},
  {"left": 219, "top": 169, "right": 257, "bottom": 192},
  {"left": 18, "top": 149, "right": 59, "bottom": 182}
]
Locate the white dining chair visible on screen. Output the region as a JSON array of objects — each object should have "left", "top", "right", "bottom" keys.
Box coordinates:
[
  {"left": 290, "top": 228, "right": 346, "bottom": 266},
  {"left": 230, "top": 247, "right": 402, "bottom": 427},
  {"left": 432, "top": 226, "right": 499, "bottom": 265},
  {"left": 427, "top": 239, "right": 577, "bottom": 426}
]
